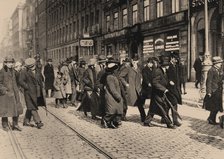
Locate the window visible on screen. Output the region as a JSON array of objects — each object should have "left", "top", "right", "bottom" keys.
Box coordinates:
[
  {"left": 122, "top": 8, "right": 128, "bottom": 27},
  {"left": 157, "top": 0, "right": 163, "bottom": 18},
  {"left": 172, "top": 0, "right": 179, "bottom": 13},
  {"left": 114, "top": 12, "right": 118, "bottom": 30},
  {"left": 106, "top": 15, "right": 110, "bottom": 32},
  {"left": 144, "top": 0, "right": 150, "bottom": 21},
  {"left": 132, "top": 4, "right": 138, "bottom": 25},
  {"left": 95, "top": 10, "right": 99, "bottom": 24}
]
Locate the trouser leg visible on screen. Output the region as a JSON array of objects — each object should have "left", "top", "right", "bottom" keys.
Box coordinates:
[
  {"left": 70, "top": 84, "right": 77, "bottom": 105},
  {"left": 12, "top": 116, "right": 19, "bottom": 126},
  {"left": 2, "top": 117, "right": 8, "bottom": 128},
  {"left": 209, "top": 111, "right": 218, "bottom": 122},
  {"left": 31, "top": 110, "right": 41, "bottom": 124},
  {"left": 24, "top": 109, "right": 32, "bottom": 123},
  {"left": 136, "top": 96, "right": 146, "bottom": 122},
  {"left": 172, "top": 105, "right": 181, "bottom": 126}
]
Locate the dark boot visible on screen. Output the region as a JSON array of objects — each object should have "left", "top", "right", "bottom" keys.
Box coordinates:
[
  {"left": 12, "top": 117, "right": 22, "bottom": 131},
  {"left": 36, "top": 121, "right": 44, "bottom": 129},
  {"left": 172, "top": 105, "right": 182, "bottom": 127},
  {"left": 208, "top": 111, "right": 218, "bottom": 125},
  {"left": 2, "top": 117, "right": 9, "bottom": 131}
]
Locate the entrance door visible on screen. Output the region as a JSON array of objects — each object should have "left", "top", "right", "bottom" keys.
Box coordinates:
[{"left": 197, "top": 29, "right": 205, "bottom": 56}]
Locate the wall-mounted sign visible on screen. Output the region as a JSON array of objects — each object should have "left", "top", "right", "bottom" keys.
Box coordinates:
[
  {"left": 190, "top": 0, "right": 219, "bottom": 12},
  {"left": 165, "top": 31, "right": 180, "bottom": 51},
  {"left": 143, "top": 37, "right": 154, "bottom": 54},
  {"left": 80, "top": 39, "right": 94, "bottom": 47},
  {"left": 155, "top": 38, "right": 164, "bottom": 50}
]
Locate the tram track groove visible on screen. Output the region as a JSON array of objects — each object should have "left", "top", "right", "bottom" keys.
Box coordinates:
[{"left": 42, "top": 107, "right": 116, "bottom": 159}]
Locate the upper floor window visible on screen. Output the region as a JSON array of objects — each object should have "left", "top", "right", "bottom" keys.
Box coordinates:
[
  {"left": 114, "top": 12, "right": 118, "bottom": 30},
  {"left": 172, "top": 0, "right": 180, "bottom": 13},
  {"left": 106, "top": 15, "right": 110, "bottom": 32},
  {"left": 122, "top": 8, "right": 128, "bottom": 27},
  {"left": 157, "top": 0, "right": 163, "bottom": 18},
  {"left": 144, "top": 0, "right": 150, "bottom": 21},
  {"left": 132, "top": 4, "right": 138, "bottom": 25}
]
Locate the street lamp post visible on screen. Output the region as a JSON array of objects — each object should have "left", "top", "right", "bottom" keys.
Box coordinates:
[{"left": 200, "top": 0, "right": 213, "bottom": 100}]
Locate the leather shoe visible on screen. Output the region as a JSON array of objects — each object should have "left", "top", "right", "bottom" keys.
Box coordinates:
[
  {"left": 207, "top": 118, "right": 219, "bottom": 125},
  {"left": 108, "top": 122, "right": 117, "bottom": 129},
  {"left": 173, "top": 121, "right": 182, "bottom": 127},
  {"left": 12, "top": 125, "right": 22, "bottom": 131},
  {"left": 167, "top": 124, "right": 176, "bottom": 129},
  {"left": 36, "top": 122, "right": 44, "bottom": 129},
  {"left": 101, "top": 119, "right": 108, "bottom": 128},
  {"left": 143, "top": 122, "right": 153, "bottom": 127}
]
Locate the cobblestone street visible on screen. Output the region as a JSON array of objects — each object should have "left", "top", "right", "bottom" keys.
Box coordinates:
[{"left": 1, "top": 95, "right": 224, "bottom": 159}]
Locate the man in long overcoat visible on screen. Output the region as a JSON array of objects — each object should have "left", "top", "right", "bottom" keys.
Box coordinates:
[
  {"left": 19, "top": 58, "right": 45, "bottom": 129},
  {"left": 166, "top": 53, "right": 182, "bottom": 127},
  {"left": 203, "top": 56, "right": 223, "bottom": 125},
  {"left": 0, "top": 56, "right": 23, "bottom": 131},
  {"left": 193, "top": 54, "right": 203, "bottom": 88},
  {"left": 144, "top": 56, "right": 175, "bottom": 129},
  {"left": 44, "top": 59, "right": 55, "bottom": 98}
]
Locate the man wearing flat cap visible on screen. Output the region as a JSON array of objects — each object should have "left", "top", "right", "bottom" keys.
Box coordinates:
[
  {"left": 0, "top": 55, "right": 23, "bottom": 131},
  {"left": 19, "top": 58, "right": 46, "bottom": 129},
  {"left": 203, "top": 56, "right": 223, "bottom": 125}
]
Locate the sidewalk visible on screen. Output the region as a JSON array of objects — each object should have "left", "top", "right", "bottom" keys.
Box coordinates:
[{"left": 182, "top": 82, "right": 224, "bottom": 108}]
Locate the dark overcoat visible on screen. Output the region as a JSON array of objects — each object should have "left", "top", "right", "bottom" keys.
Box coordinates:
[
  {"left": 179, "top": 63, "right": 188, "bottom": 83},
  {"left": 80, "top": 67, "right": 100, "bottom": 116},
  {"left": 0, "top": 66, "right": 23, "bottom": 117},
  {"left": 193, "top": 58, "right": 202, "bottom": 81},
  {"left": 105, "top": 73, "right": 123, "bottom": 115},
  {"left": 166, "top": 63, "right": 182, "bottom": 105},
  {"left": 149, "top": 67, "right": 170, "bottom": 117},
  {"left": 19, "top": 68, "right": 46, "bottom": 110},
  {"left": 127, "top": 67, "right": 142, "bottom": 106},
  {"left": 141, "top": 66, "right": 153, "bottom": 99},
  {"left": 43, "top": 63, "right": 55, "bottom": 90},
  {"left": 203, "top": 66, "right": 223, "bottom": 112}
]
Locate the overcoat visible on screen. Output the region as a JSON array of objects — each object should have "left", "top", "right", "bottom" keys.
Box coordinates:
[
  {"left": 19, "top": 68, "right": 46, "bottom": 110},
  {"left": 179, "top": 63, "right": 188, "bottom": 83},
  {"left": 149, "top": 67, "right": 170, "bottom": 117},
  {"left": 105, "top": 73, "right": 123, "bottom": 115},
  {"left": 193, "top": 58, "right": 202, "bottom": 81},
  {"left": 77, "top": 67, "right": 86, "bottom": 91},
  {"left": 141, "top": 66, "right": 153, "bottom": 99},
  {"left": 60, "top": 65, "right": 72, "bottom": 94},
  {"left": 127, "top": 67, "right": 142, "bottom": 106},
  {"left": 43, "top": 63, "right": 55, "bottom": 90},
  {"left": 203, "top": 66, "right": 223, "bottom": 112},
  {"left": 166, "top": 63, "right": 182, "bottom": 105},
  {"left": 0, "top": 66, "right": 23, "bottom": 117},
  {"left": 53, "top": 77, "right": 66, "bottom": 99}
]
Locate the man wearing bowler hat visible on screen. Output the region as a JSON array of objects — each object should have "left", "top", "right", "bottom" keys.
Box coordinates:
[
  {"left": 19, "top": 58, "right": 46, "bottom": 129},
  {"left": 0, "top": 55, "right": 23, "bottom": 131}
]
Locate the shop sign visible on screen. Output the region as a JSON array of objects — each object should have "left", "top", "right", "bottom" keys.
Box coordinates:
[
  {"left": 190, "top": 0, "right": 219, "bottom": 12},
  {"left": 165, "top": 32, "right": 180, "bottom": 51},
  {"left": 143, "top": 37, "right": 154, "bottom": 54},
  {"left": 155, "top": 38, "right": 164, "bottom": 50},
  {"left": 80, "top": 39, "right": 94, "bottom": 47},
  {"left": 104, "top": 29, "right": 127, "bottom": 39}
]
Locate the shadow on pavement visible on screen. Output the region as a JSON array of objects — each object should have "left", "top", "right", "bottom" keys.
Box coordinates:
[{"left": 183, "top": 116, "right": 224, "bottom": 150}]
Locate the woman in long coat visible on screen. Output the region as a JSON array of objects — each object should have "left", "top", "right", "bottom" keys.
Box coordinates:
[
  {"left": 19, "top": 58, "right": 46, "bottom": 129},
  {"left": 203, "top": 56, "right": 223, "bottom": 125},
  {"left": 102, "top": 59, "right": 123, "bottom": 128},
  {"left": 43, "top": 59, "right": 55, "bottom": 97},
  {"left": 0, "top": 56, "right": 23, "bottom": 131}
]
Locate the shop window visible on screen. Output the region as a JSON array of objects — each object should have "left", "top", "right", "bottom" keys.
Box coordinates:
[
  {"left": 156, "top": 0, "right": 163, "bottom": 18},
  {"left": 132, "top": 4, "right": 138, "bottom": 25},
  {"left": 172, "top": 0, "right": 180, "bottom": 13},
  {"left": 114, "top": 12, "right": 119, "bottom": 30},
  {"left": 144, "top": 0, "right": 150, "bottom": 21},
  {"left": 122, "top": 8, "right": 128, "bottom": 27}
]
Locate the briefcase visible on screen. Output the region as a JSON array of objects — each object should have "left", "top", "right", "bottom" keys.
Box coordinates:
[{"left": 219, "top": 115, "right": 224, "bottom": 129}]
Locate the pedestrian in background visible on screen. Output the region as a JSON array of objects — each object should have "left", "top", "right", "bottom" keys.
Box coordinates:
[
  {"left": 0, "top": 55, "right": 23, "bottom": 131},
  {"left": 179, "top": 58, "right": 188, "bottom": 94},
  {"left": 193, "top": 54, "right": 203, "bottom": 88},
  {"left": 19, "top": 58, "right": 45, "bottom": 129},
  {"left": 43, "top": 58, "right": 55, "bottom": 98},
  {"left": 203, "top": 56, "right": 223, "bottom": 125},
  {"left": 53, "top": 72, "right": 66, "bottom": 108}
]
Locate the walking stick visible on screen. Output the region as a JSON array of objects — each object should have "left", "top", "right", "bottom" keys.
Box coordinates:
[{"left": 163, "top": 93, "right": 182, "bottom": 120}]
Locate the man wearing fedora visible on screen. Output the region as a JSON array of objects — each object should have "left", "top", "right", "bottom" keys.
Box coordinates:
[
  {"left": 203, "top": 56, "right": 223, "bottom": 125},
  {"left": 19, "top": 58, "right": 45, "bottom": 129},
  {"left": 0, "top": 55, "right": 23, "bottom": 131}
]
